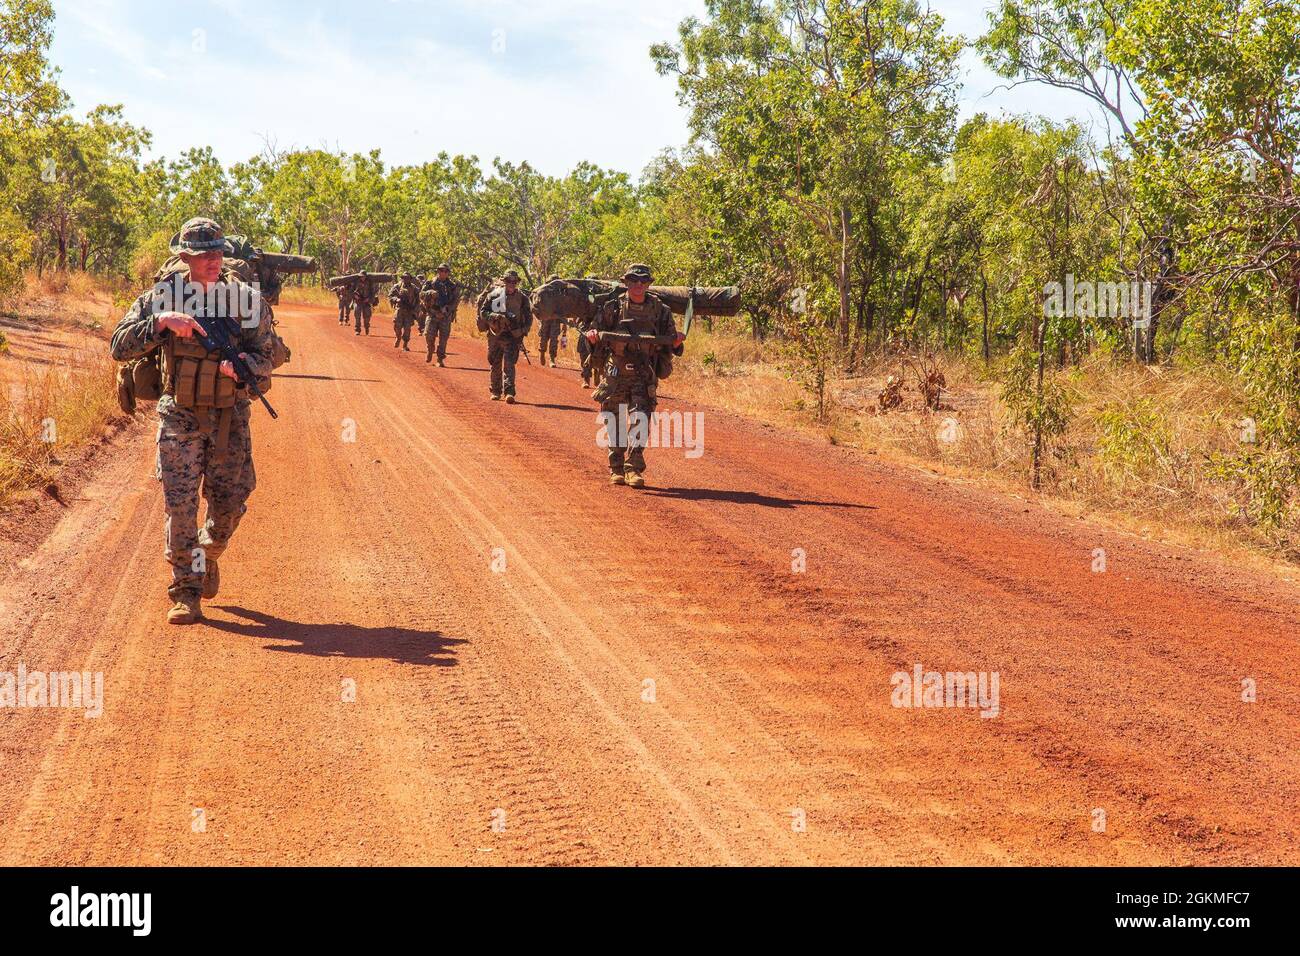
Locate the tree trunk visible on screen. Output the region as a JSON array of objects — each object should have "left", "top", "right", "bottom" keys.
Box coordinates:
[
  {"left": 980, "top": 270, "right": 990, "bottom": 364},
  {"left": 1032, "top": 329, "right": 1046, "bottom": 490},
  {"left": 837, "top": 205, "right": 852, "bottom": 349}
]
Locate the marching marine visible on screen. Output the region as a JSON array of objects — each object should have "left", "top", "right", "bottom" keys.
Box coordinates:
[
  {"left": 536, "top": 274, "right": 564, "bottom": 367},
  {"left": 352, "top": 270, "right": 374, "bottom": 335},
  {"left": 109, "top": 217, "right": 277, "bottom": 623},
  {"left": 585, "top": 263, "right": 684, "bottom": 487},
  {"left": 334, "top": 279, "right": 354, "bottom": 325},
  {"left": 476, "top": 269, "right": 532, "bottom": 403},
  {"left": 389, "top": 273, "right": 420, "bottom": 350},
  {"left": 420, "top": 263, "right": 460, "bottom": 366},
  {"left": 577, "top": 274, "right": 605, "bottom": 389}
]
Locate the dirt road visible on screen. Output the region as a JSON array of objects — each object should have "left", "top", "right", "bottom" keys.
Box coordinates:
[{"left": 1, "top": 304, "right": 1297, "bottom": 865}]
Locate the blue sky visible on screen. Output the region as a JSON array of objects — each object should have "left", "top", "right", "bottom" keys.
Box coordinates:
[{"left": 49, "top": 0, "right": 1118, "bottom": 178}]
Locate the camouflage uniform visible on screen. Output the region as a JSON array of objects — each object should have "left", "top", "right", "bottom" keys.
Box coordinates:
[
  {"left": 536, "top": 273, "right": 563, "bottom": 366},
  {"left": 421, "top": 268, "right": 460, "bottom": 364},
  {"left": 537, "top": 319, "right": 563, "bottom": 366},
  {"left": 477, "top": 272, "right": 532, "bottom": 399},
  {"left": 591, "top": 265, "right": 679, "bottom": 479},
  {"left": 335, "top": 284, "right": 353, "bottom": 325},
  {"left": 577, "top": 316, "right": 599, "bottom": 387},
  {"left": 390, "top": 275, "right": 419, "bottom": 349},
  {"left": 577, "top": 275, "right": 605, "bottom": 388},
  {"left": 352, "top": 274, "right": 373, "bottom": 335},
  {"left": 109, "top": 218, "right": 276, "bottom": 606}
]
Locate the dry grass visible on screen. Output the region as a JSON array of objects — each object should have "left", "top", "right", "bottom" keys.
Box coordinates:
[
  {"left": 0, "top": 271, "right": 126, "bottom": 508},
  {"left": 11, "top": 271, "right": 132, "bottom": 329},
  {"left": 0, "top": 344, "right": 119, "bottom": 507},
  {"left": 278, "top": 284, "right": 338, "bottom": 307},
  {"left": 671, "top": 327, "right": 1298, "bottom": 566}
]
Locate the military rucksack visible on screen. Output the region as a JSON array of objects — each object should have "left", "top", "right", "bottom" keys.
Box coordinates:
[{"left": 115, "top": 349, "right": 162, "bottom": 415}]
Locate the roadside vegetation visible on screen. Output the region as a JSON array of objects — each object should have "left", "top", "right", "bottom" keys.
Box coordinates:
[{"left": 1, "top": 0, "right": 1296, "bottom": 558}]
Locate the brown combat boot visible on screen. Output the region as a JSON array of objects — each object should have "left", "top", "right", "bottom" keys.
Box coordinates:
[
  {"left": 201, "top": 558, "right": 219, "bottom": 599},
  {"left": 437, "top": 358, "right": 445, "bottom": 367},
  {"left": 609, "top": 472, "right": 626, "bottom": 485},
  {"left": 167, "top": 594, "right": 202, "bottom": 625},
  {"left": 505, "top": 394, "right": 516, "bottom": 404},
  {"left": 624, "top": 470, "right": 646, "bottom": 489}
]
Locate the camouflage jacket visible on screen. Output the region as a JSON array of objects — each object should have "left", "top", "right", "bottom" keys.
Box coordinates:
[
  {"left": 592, "top": 292, "right": 677, "bottom": 359},
  {"left": 109, "top": 269, "right": 279, "bottom": 408},
  {"left": 477, "top": 287, "right": 532, "bottom": 338},
  {"left": 389, "top": 282, "right": 419, "bottom": 314},
  {"left": 110, "top": 273, "right": 276, "bottom": 402},
  {"left": 421, "top": 278, "right": 461, "bottom": 318}
]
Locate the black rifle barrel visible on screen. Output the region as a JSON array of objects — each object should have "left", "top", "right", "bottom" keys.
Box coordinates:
[{"left": 195, "top": 317, "right": 278, "bottom": 419}]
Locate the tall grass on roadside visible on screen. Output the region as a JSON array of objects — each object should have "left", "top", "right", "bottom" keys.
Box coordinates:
[
  {"left": 278, "top": 285, "right": 338, "bottom": 307},
  {"left": 0, "top": 348, "right": 120, "bottom": 507},
  {"left": 669, "top": 324, "right": 1297, "bottom": 560}
]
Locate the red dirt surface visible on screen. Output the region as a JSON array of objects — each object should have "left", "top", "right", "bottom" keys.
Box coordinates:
[{"left": 1, "top": 303, "right": 1296, "bottom": 865}]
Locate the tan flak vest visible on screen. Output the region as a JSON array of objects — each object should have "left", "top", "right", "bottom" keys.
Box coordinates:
[
  {"left": 609, "top": 295, "right": 664, "bottom": 359},
  {"left": 159, "top": 271, "right": 244, "bottom": 452}
]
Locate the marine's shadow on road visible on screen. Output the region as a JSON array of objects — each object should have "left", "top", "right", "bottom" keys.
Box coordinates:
[
  {"left": 645, "top": 487, "right": 877, "bottom": 510},
  {"left": 515, "top": 401, "right": 591, "bottom": 413},
  {"left": 205, "top": 605, "right": 465, "bottom": 666}
]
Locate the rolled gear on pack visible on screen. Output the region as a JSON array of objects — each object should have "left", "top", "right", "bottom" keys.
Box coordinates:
[
  {"left": 531, "top": 277, "right": 741, "bottom": 322},
  {"left": 329, "top": 272, "right": 397, "bottom": 289}
]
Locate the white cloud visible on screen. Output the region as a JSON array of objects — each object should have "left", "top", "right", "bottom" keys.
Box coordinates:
[
  {"left": 61, "top": 0, "right": 168, "bottom": 81},
  {"left": 50, "top": 0, "right": 1129, "bottom": 175}
]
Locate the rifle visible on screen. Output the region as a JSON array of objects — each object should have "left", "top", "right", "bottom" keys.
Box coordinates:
[
  {"left": 193, "top": 315, "right": 279, "bottom": 420},
  {"left": 503, "top": 311, "right": 532, "bottom": 364}
]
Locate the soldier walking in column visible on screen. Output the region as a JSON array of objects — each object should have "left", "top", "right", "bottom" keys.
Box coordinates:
[
  {"left": 477, "top": 269, "right": 532, "bottom": 403},
  {"left": 585, "top": 264, "right": 684, "bottom": 487},
  {"left": 390, "top": 273, "right": 420, "bottom": 350},
  {"left": 536, "top": 274, "right": 564, "bottom": 367},
  {"left": 109, "top": 217, "right": 276, "bottom": 623},
  {"left": 421, "top": 263, "right": 460, "bottom": 366},
  {"left": 334, "top": 280, "right": 354, "bottom": 325},
  {"left": 353, "top": 270, "right": 373, "bottom": 335}
]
